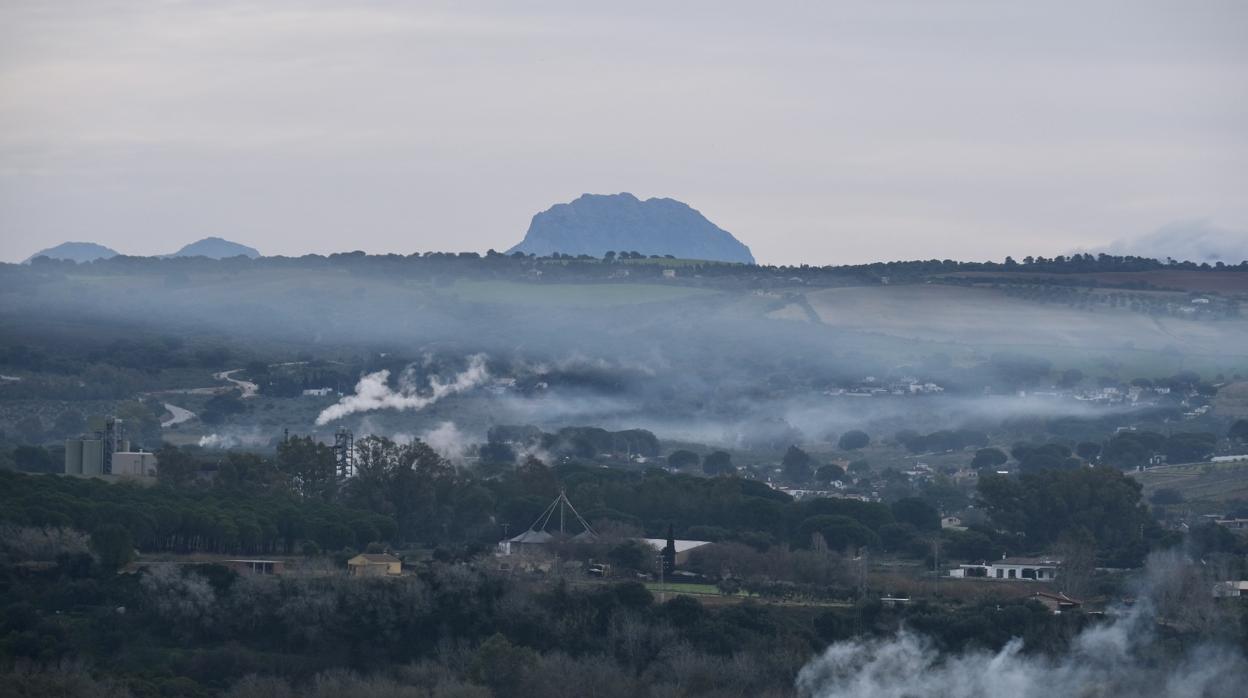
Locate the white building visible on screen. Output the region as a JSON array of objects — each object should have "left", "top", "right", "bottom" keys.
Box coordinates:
[
  {"left": 949, "top": 556, "right": 1060, "bottom": 581},
  {"left": 1213, "top": 581, "right": 1248, "bottom": 598}
]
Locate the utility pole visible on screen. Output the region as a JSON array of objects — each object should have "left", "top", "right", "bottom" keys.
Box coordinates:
[
  {"left": 858, "top": 547, "right": 869, "bottom": 600},
  {"left": 657, "top": 551, "right": 666, "bottom": 603}
]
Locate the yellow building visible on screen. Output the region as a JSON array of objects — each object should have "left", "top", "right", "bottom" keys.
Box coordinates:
[{"left": 347, "top": 553, "right": 402, "bottom": 577}]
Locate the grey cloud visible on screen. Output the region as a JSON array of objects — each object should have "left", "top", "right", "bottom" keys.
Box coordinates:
[
  {"left": 1101, "top": 220, "right": 1248, "bottom": 265},
  {"left": 1, "top": 1, "right": 1246, "bottom": 264}
]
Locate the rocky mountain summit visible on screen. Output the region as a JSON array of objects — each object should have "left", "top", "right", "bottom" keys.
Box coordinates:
[{"left": 507, "top": 193, "right": 754, "bottom": 264}]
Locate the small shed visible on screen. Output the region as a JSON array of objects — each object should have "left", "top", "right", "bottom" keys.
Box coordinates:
[
  {"left": 1032, "top": 591, "right": 1081, "bottom": 614},
  {"left": 347, "top": 553, "right": 402, "bottom": 577}
]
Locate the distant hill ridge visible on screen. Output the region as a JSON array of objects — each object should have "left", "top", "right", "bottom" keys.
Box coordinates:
[
  {"left": 23, "top": 237, "right": 260, "bottom": 263},
  {"left": 507, "top": 193, "right": 755, "bottom": 264},
  {"left": 166, "top": 237, "right": 260, "bottom": 259},
  {"left": 23, "top": 241, "right": 119, "bottom": 264}
]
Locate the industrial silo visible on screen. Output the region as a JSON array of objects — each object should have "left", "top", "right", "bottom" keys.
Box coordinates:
[
  {"left": 81, "top": 439, "right": 104, "bottom": 475},
  {"left": 64, "top": 439, "right": 83, "bottom": 474}
]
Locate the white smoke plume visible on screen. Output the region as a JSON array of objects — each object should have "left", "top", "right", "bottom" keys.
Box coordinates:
[
  {"left": 197, "top": 429, "right": 271, "bottom": 449},
  {"left": 315, "top": 354, "right": 489, "bottom": 426},
  {"left": 420, "top": 421, "right": 471, "bottom": 462},
  {"left": 796, "top": 552, "right": 1248, "bottom": 698}
]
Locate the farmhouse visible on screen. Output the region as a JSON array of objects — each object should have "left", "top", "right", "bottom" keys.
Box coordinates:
[
  {"left": 347, "top": 553, "right": 402, "bottom": 577},
  {"left": 949, "top": 556, "right": 1060, "bottom": 581},
  {"left": 1215, "top": 518, "right": 1248, "bottom": 533},
  {"left": 1213, "top": 581, "right": 1248, "bottom": 598}
]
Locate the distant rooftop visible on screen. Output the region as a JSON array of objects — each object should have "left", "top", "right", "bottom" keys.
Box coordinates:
[
  {"left": 351, "top": 553, "right": 400, "bottom": 563},
  {"left": 639, "top": 538, "right": 712, "bottom": 554}
]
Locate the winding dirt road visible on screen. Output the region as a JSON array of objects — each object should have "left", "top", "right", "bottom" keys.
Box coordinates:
[
  {"left": 160, "top": 402, "right": 196, "bottom": 428},
  {"left": 213, "top": 369, "right": 259, "bottom": 398}
]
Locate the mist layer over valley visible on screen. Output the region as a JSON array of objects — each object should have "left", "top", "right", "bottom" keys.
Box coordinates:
[
  {"left": 4, "top": 254, "right": 1246, "bottom": 451},
  {"left": 3, "top": 252, "right": 1248, "bottom": 698}
]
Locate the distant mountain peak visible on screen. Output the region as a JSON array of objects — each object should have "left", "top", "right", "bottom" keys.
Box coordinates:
[
  {"left": 507, "top": 193, "right": 755, "bottom": 264},
  {"left": 23, "top": 241, "right": 119, "bottom": 264},
  {"left": 169, "top": 237, "right": 260, "bottom": 259}
]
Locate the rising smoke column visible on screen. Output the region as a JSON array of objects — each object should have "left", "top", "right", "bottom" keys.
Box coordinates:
[
  {"left": 315, "top": 354, "right": 489, "bottom": 425},
  {"left": 796, "top": 616, "right": 1246, "bottom": 698},
  {"left": 796, "top": 552, "right": 1248, "bottom": 698}
]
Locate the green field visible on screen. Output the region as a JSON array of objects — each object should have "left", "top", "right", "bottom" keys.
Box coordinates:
[{"left": 644, "top": 582, "right": 737, "bottom": 596}]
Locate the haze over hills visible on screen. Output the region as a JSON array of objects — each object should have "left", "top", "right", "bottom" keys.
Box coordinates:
[
  {"left": 165, "top": 237, "right": 260, "bottom": 259},
  {"left": 22, "top": 241, "right": 118, "bottom": 264},
  {"left": 507, "top": 193, "right": 755, "bottom": 264}
]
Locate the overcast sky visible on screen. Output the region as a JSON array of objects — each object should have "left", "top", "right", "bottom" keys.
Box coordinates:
[{"left": 2, "top": 0, "right": 1245, "bottom": 265}]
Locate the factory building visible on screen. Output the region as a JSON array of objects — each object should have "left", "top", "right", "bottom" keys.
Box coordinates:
[
  {"left": 64, "top": 415, "right": 158, "bottom": 479},
  {"left": 111, "top": 451, "right": 159, "bottom": 477}
]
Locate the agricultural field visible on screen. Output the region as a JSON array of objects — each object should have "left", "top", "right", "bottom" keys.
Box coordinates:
[
  {"left": 942, "top": 270, "right": 1248, "bottom": 295},
  {"left": 1130, "top": 460, "right": 1248, "bottom": 505},
  {"left": 446, "top": 280, "right": 719, "bottom": 307},
  {"left": 645, "top": 581, "right": 725, "bottom": 596},
  {"left": 802, "top": 284, "right": 1248, "bottom": 366},
  {"left": 1214, "top": 381, "right": 1248, "bottom": 419}
]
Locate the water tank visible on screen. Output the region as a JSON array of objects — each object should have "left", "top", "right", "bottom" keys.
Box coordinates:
[
  {"left": 64, "top": 439, "right": 83, "bottom": 474},
  {"left": 81, "top": 440, "right": 104, "bottom": 475}
]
